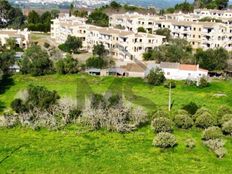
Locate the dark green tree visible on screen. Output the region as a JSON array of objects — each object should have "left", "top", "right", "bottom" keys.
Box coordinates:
[
  {"left": 137, "top": 27, "right": 146, "bottom": 33},
  {"left": 55, "top": 55, "right": 79, "bottom": 74},
  {"left": 0, "top": 0, "right": 25, "bottom": 28},
  {"left": 87, "top": 9, "right": 109, "bottom": 27},
  {"left": 147, "top": 68, "right": 166, "bottom": 86},
  {"left": 195, "top": 48, "right": 229, "bottom": 71},
  {"left": 86, "top": 56, "right": 107, "bottom": 69},
  {"left": 20, "top": 45, "right": 53, "bottom": 76},
  {"left": 27, "top": 10, "right": 40, "bottom": 24},
  {"left": 93, "top": 43, "right": 107, "bottom": 57},
  {"left": 58, "top": 35, "right": 82, "bottom": 54},
  {"left": 155, "top": 28, "right": 171, "bottom": 41},
  {"left": 0, "top": 51, "right": 15, "bottom": 75},
  {"left": 26, "top": 85, "right": 60, "bottom": 110},
  {"left": 110, "top": 1, "right": 122, "bottom": 9}
]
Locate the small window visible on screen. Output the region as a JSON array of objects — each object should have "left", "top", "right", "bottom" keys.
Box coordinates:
[{"left": 167, "top": 72, "right": 170, "bottom": 75}]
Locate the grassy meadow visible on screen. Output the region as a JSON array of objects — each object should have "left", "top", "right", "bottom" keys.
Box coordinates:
[{"left": 1, "top": 74, "right": 232, "bottom": 173}]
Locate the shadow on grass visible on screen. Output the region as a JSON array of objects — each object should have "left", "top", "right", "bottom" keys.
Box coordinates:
[{"left": 0, "top": 75, "right": 15, "bottom": 94}]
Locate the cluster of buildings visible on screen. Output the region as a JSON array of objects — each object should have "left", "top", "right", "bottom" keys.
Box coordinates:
[
  {"left": 86, "top": 61, "right": 208, "bottom": 80},
  {"left": 51, "top": 9, "right": 232, "bottom": 63},
  {"left": 51, "top": 15, "right": 165, "bottom": 61},
  {"left": 0, "top": 29, "right": 30, "bottom": 48},
  {"left": 109, "top": 9, "right": 232, "bottom": 51}
]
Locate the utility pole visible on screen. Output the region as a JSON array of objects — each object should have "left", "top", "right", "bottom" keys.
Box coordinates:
[{"left": 168, "top": 82, "right": 172, "bottom": 112}]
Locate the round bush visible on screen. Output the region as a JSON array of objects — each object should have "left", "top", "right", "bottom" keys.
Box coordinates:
[
  {"left": 195, "top": 112, "right": 216, "bottom": 129},
  {"left": 164, "top": 80, "right": 176, "bottom": 89},
  {"left": 185, "top": 138, "right": 196, "bottom": 150},
  {"left": 174, "top": 114, "right": 193, "bottom": 129},
  {"left": 194, "top": 107, "right": 211, "bottom": 119},
  {"left": 222, "top": 120, "right": 232, "bottom": 135},
  {"left": 176, "top": 109, "right": 189, "bottom": 115},
  {"left": 182, "top": 102, "right": 199, "bottom": 115},
  {"left": 217, "top": 106, "right": 232, "bottom": 120},
  {"left": 215, "top": 147, "right": 227, "bottom": 159},
  {"left": 151, "top": 117, "right": 173, "bottom": 133},
  {"left": 152, "top": 109, "right": 169, "bottom": 119},
  {"left": 202, "top": 126, "right": 222, "bottom": 140},
  {"left": 219, "top": 114, "right": 232, "bottom": 125},
  {"left": 153, "top": 132, "right": 177, "bottom": 148}
]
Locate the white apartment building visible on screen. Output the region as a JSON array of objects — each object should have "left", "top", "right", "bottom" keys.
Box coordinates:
[
  {"left": 51, "top": 15, "right": 165, "bottom": 61},
  {"left": 109, "top": 12, "right": 161, "bottom": 33},
  {"left": 194, "top": 9, "right": 232, "bottom": 19},
  {"left": 0, "top": 29, "right": 30, "bottom": 48},
  {"left": 109, "top": 11, "right": 232, "bottom": 51}
]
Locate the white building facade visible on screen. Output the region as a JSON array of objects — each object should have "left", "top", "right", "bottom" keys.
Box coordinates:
[
  {"left": 109, "top": 11, "right": 232, "bottom": 51},
  {"left": 51, "top": 15, "right": 165, "bottom": 61},
  {"left": 0, "top": 29, "right": 30, "bottom": 48}
]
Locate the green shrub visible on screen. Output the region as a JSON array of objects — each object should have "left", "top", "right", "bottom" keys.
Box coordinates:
[
  {"left": 11, "top": 99, "right": 27, "bottom": 113},
  {"left": 195, "top": 112, "right": 216, "bottom": 128},
  {"left": 152, "top": 109, "right": 169, "bottom": 119},
  {"left": 185, "top": 138, "right": 196, "bottom": 150},
  {"left": 202, "top": 126, "right": 222, "bottom": 140},
  {"left": 185, "top": 79, "right": 196, "bottom": 86},
  {"left": 153, "top": 132, "right": 177, "bottom": 148},
  {"left": 86, "top": 56, "right": 107, "bottom": 69},
  {"left": 182, "top": 102, "right": 199, "bottom": 115},
  {"left": 203, "top": 139, "right": 227, "bottom": 158},
  {"left": 174, "top": 114, "right": 193, "bottom": 129},
  {"left": 222, "top": 120, "right": 232, "bottom": 135},
  {"left": 217, "top": 106, "right": 232, "bottom": 121},
  {"left": 26, "top": 85, "right": 60, "bottom": 110},
  {"left": 198, "top": 76, "right": 209, "bottom": 88},
  {"left": 219, "top": 114, "right": 232, "bottom": 125},
  {"left": 215, "top": 148, "right": 227, "bottom": 159},
  {"left": 164, "top": 80, "right": 176, "bottom": 89},
  {"left": 176, "top": 109, "right": 189, "bottom": 115},
  {"left": 194, "top": 107, "right": 211, "bottom": 120},
  {"left": 146, "top": 68, "right": 166, "bottom": 86},
  {"left": 69, "top": 109, "right": 82, "bottom": 120},
  {"left": 151, "top": 117, "right": 173, "bottom": 133},
  {"left": 203, "top": 139, "right": 225, "bottom": 151}
]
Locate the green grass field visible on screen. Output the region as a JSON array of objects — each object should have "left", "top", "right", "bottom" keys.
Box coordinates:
[{"left": 1, "top": 74, "right": 232, "bottom": 173}]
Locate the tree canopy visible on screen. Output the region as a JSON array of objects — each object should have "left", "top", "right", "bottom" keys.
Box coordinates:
[
  {"left": 0, "top": 0, "right": 25, "bottom": 28},
  {"left": 20, "top": 45, "right": 54, "bottom": 76},
  {"left": 87, "top": 9, "right": 109, "bottom": 27},
  {"left": 0, "top": 50, "right": 15, "bottom": 76},
  {"left": 93, "top": 43, "right": 107, "bottom": 57},
  {"left": 58, "top": 35, "right": 82, "bottom": 54},
  {"left": 195, "top": 48, "right": 229, "bottom": 71},
  {"left": 143, "top": 39, "right": 193, "bottom": 63},
  {"left": 55, "top": 55, "right": 79, "bottom": 74}
]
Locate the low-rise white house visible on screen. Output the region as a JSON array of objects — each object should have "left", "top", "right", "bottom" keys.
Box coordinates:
[
  {"left": 86, "top": 61, "right": 208, "bottom": 80},
  {"left": 160, "top": 62, "right": 208, "bottom": 80},
  {"left": 0, "top": 29, "right": 30, "bottom": 48}
]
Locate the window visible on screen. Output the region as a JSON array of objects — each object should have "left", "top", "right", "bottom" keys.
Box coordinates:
[{"left": 167, "top": 72, "right": 170, "bottom": 75}]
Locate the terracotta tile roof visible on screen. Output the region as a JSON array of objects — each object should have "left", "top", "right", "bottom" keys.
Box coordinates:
[{"left": 179, "top": 64, "right": 198, "bottom": 71}]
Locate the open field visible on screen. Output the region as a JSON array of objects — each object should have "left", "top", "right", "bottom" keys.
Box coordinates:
[
  {"left": 1, "top": 74, "right": 232, "bottom": 173},
  {"left": 1, "top": 74, "right": 232, "bottom": 112}
]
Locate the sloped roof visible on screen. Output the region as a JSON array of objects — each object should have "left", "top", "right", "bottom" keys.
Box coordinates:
[
  {"left": 160, "top": 62, "right": 179, "bottom": 69},
  {"left": 179, "top": 64, "right": 198, "bottom": 71},
  {"left": 121, "top": 63, "right": 146, "bottom": 72}
]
